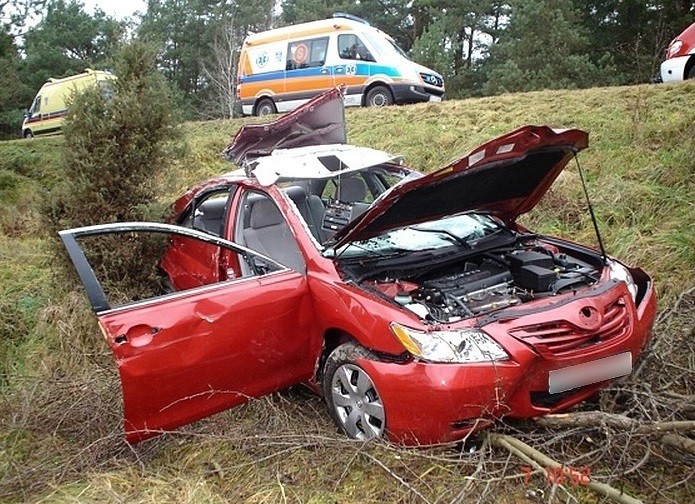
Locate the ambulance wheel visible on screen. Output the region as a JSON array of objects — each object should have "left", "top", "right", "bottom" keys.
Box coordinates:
[
  {"left": 255, "top": 98, "right": 277, "bottom": 116},
  {"left": 365, "top": 86, "right": 393, "bottom": 107},
  {"left": 23, "top": 130, "right": 34, "bottom": 139}
]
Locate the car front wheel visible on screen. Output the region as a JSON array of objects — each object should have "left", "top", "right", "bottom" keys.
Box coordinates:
[{"left": 323, "top": 342, "right": 386, "bottom": 440}]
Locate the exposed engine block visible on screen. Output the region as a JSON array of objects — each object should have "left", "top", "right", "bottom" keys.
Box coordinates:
[{"left": 363, "top": 247, "right": 598, "bottom": 322}]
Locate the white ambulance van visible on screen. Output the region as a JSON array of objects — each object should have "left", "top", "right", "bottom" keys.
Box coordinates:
[
  {"left": 236, "top": 13, "right": 445, "bottom": 116},
  {"left": 22, "top": 69, "right": 115, "bottom": 138}
]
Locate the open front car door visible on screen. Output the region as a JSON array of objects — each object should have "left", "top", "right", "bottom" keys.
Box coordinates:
[{"left": 60, "top": 222, "right": 316, "bottom": 443}]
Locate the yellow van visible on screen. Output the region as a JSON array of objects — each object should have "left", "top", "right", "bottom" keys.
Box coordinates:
[
  {"left": 236, "top": 13, "right": 445, "bottom": 116},
  {"left": 22, "top": 69, "right": 115, "bottom": 138}
]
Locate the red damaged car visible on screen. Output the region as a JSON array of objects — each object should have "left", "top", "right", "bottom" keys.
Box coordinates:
[{"left": 60, "top": 88, "right": 656, "bottom": 445}]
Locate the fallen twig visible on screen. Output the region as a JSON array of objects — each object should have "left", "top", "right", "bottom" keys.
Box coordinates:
[
  {"left": 535, "top": 412, "right": 695, "bottom": 456},
  {"left": 489, "top": 432, "right": 644, "bottom": 504}
]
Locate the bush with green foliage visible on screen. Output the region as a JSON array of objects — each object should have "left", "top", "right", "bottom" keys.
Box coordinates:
[
  {"left": 43, "top": 41, "right": 181, "bottom": 293},
  {"left": 482, "top": 0, "right": 618, "bottom": 95},
  {"left": 47, "top": 42, "right": 178, "bottom": 227}
]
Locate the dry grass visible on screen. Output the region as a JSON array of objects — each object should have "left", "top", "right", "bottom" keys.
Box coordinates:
[
  {"left": 0, "top": 81, "right": 693, "bottom": 502},
  {"left": 1, "top": 291, "right": 692, "bottom": 503}
]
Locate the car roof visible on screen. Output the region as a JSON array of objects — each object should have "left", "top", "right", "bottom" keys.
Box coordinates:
[
  {"left": 172, "top": 144, "right": 405, "bottom": 217},
  {"left": 248, "top": 144, "right": 403, "bottom": 186},
  {"left": 221, "top": 87, "right": 404, "bottom": 185}
]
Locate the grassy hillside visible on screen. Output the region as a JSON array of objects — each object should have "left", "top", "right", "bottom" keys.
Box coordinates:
[
  {"left": 0, "top": 82, "right": 693, "bottom": 503},
  {"left": 174, "top": 82, "right": 695, "bottom": 301}
]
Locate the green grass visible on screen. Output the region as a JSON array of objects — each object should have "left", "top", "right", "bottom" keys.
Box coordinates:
[{"left": 0, "top": 81, "right": 693, "bottom": 503}]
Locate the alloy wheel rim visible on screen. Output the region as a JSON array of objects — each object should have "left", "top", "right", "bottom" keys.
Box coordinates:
[
  {"left": 330, "top": 363, "right": 385, "bottom": 439},
  {"left": 371, "top": 94, "right": 386, "bottom": 106}
]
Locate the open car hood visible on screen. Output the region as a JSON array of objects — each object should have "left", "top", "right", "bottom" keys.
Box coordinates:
[
  {"left": 330, "top": 125, "right": 589, "bottom": 249},
  {"left": 223, "top": 87, "right": 347, "bottom": 166}
]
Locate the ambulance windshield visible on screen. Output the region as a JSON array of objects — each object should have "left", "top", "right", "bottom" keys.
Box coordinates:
[{"left": 362, "top": 30, "right": 411, "bottom": 61}]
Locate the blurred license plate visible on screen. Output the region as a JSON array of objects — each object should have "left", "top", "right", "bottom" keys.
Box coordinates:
[
  {"left": 548, "top": 352, "right": 632, "bottom": 394},
  {"left": 429, "top": 95, "right": 442, "bottom": 102}
]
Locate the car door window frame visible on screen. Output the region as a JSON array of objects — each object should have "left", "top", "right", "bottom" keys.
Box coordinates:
[
  {"left": 177, "top": 185, "right": 236, "bottom": 237},
  {"left": 30, "top": 95, "right": 41, "bottom": 115},
  {"left": 337, "top": 33, "right": 375, "bottom": 62},
  {"left": 59, "top": 222, "right": 287, "bottom": 314}
]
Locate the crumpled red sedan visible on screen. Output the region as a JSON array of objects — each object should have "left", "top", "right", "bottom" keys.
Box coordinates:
[{"left": 61, "top": 88, "right": 656, "bottom": 445}]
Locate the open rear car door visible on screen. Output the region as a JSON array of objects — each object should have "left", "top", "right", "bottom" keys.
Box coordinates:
[{"left": 60, "top": 222, "right": 316, "bottom": 443}]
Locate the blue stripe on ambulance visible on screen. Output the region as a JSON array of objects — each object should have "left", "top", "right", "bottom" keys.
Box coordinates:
[
  {"left": 239, "top": 63, "right": 402, "bottom": 83},
  {"left": 240, "top": 69, "right": 286, "bottom": 83}
]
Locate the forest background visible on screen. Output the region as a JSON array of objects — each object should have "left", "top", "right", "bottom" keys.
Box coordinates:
[{"left": 1, "top": 0, "right": 694, "bottom": 139}]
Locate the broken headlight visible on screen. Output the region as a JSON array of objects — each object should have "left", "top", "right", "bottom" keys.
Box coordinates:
[
  {"left": 607, "top": 259, "right": 638, "bottom": 301},
  {"left": 390, "top": 323, "right": 509, "bottom": 363}
]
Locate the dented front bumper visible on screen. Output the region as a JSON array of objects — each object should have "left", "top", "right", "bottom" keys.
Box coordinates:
[{"left": 356, "top": 279, "right": 657, "bottom": 445}]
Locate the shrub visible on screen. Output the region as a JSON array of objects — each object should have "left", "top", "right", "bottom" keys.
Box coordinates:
[{"left": 43, "top": 41, "right": 182, "bottom": 291}]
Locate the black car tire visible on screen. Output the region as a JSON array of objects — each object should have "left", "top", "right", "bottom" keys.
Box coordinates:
[
  {"left": 255, "top": 97, "right": 277, "bottom": 116},
  {"left": 365, "top": 86, "right": 393, "bottom": 107},
  {"left": 323, "top": 342, "right": 386, "bottom": 440}
]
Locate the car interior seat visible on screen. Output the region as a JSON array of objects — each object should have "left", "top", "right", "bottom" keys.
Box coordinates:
[
  {"left": 337, "top": 176, "right": 369, "bottom": 217},
  {"left": 283, "top": 185, "right": 327, "bottom": 244},
  {"left": 242, "top": 197, "right": 305, "bottom": 273},
  {"left": 194, "top": 197, "right": 228, "bottom": 236}
]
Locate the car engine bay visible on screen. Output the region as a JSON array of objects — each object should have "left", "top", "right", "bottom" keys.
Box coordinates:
[{"left": 355, "top": 242, "right": 603, "bottom": 323}]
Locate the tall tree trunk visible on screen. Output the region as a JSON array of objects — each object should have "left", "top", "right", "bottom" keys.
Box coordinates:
[
  {"left": 466, "top": 26, "right": 475, "bottom": 69},
  {"left": 454, "top": 26, "right": 466, "bottom": 74}
]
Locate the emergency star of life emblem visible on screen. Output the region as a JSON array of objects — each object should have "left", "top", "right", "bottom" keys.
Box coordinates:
[{"left": 256, "top": 51, "right": 269, "bottom": 68}]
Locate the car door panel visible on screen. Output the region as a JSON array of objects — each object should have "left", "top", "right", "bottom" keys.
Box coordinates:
[
  {"left": 162, "top": 187, "right": 238, "bottom": 289},
  {"left": 160, "top": 236, "right": 222, "bottom": 289},
  {"left": 59, "top": 223, "right": 316, "bottom": 443},
  {"left": 101, "top": 271, "right": 314, "bottom": 443}
]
